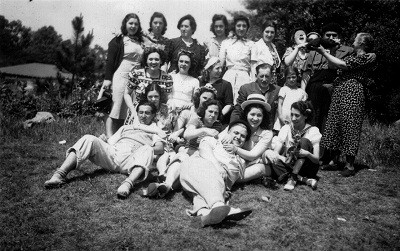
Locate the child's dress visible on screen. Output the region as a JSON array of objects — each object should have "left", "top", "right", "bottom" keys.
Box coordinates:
[{"left": 273, "top": 86, "right": 307, "bottom": 130}]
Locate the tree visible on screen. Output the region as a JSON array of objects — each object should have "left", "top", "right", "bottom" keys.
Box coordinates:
[
  {"left": 57, "top": 14, "right": 96, "bottom": 87},
  {"left": 24, "top": 26, "right": 62, "bottom": 64}
]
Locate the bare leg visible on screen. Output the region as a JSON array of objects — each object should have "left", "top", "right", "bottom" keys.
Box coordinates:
[
  {"left": 345, "top": 155, "right": 355, "bottom": 170},
  {"left": 117, "top": 166, "right": 145, "bottom": 199},
  {"left": 236, "top": 164, "right": 266, "bottom": 183},
  {"left": 44, "top": 151, "right": 78, "bottom": 188}
]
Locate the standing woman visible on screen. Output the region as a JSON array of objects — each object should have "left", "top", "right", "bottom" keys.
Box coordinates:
[
  {"left": 102, "top": 13, "right": 145, "bottom": 138},
  {"left": 252, "top": 20, "right": 281, "bottom": 85},
  {"left": 204, "top": 14, "right": 229, "bottom": 59},
  {"left": 143, "top": 12, "right": 169, "bottom": 51},
  {"left": 165, "top": 14, "right": 206, "bottom": 78},
  {"left": 201, "top": 57, "right": 233, "bottom": 125},
  {"left": 282, "top": 28, "right": 308, "bottom": 74},
  {"left": 318, "top": 33, "right": 377, "bottom": 177},
  {"left": 219, "top": 15, "right": 254, "bottom": 103}
]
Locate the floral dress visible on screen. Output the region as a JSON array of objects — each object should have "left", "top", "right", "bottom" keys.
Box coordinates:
[{"left": 321, "top": 53, "right": 377, "bottom": 156}]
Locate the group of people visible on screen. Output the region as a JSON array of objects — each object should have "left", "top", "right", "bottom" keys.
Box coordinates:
[{"left": 44, "top": 12, "right": 377, "bottom": 227}]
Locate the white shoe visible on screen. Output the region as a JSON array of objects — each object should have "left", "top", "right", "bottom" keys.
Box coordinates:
[
  {"left": 284, "top": 179, "right": 296, "bottom": 191},
  {"left": 306, "top": 178, "right": 318, "bottom": 190}
]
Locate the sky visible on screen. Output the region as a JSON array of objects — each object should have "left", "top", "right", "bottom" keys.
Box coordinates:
[{"left": 1, "top": 0, "right": 247, "bottom": 49}]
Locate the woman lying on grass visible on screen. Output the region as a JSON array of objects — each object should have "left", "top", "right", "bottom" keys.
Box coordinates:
[
  {"left": 180, "top": 120, "right": 253, "bottom": 227},
  {"left": 264, "top": 101, "right": 321, "bottom": 191},
  {"left": 44, "top": 101, "right": 165, "bottom": 199}
]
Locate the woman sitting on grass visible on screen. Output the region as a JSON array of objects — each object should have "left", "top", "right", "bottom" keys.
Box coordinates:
[
  {"left": 264, "top": 101, "right": 321, "bottom": 191},
  {"left": 44, "top": 101, "right": 165, "bottom": 199},
  {"left": 180, "top": 120, "right": 253, "bottom": 227},
  {"left": 142, "top": 98, "right": 222, "bottom": 198}
]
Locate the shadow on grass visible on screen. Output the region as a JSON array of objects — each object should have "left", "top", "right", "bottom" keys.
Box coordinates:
[{"left": 67, "top": 169, "right": 110, "bottom": 183}]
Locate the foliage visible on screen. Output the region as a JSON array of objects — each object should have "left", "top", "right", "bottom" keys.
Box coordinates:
[
  {"left": 230, "top": 0, "right": 400, "bottom": 123},
  {"left": 57, "top": 14, "right": 97, "bottom": 85}
]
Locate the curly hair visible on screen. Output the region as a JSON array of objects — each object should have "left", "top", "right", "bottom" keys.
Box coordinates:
[
  {"left": 177, "top": 50, "right": 196, "bottom": 76},
  {"left": 233, "top": 15, "right": 250, "bottom": 35},
  {"left": 120, "top": 13, "right": 143, "bottom": 43},
  {"left": 197, "top": 99, "right": 221, "bottom": 121},
  {"left": 177, "top": 14, "right": 197, "bottom": 34},
  {"left": 243, "top": 103, "right": 270, "bottom": 130},
  {"left": 357, "top": 32, "right": 374, "bottom": 53},
  {"left": 193, "top": 85, "right": 217, "bottom": 109},
  {"left": 148, "top": 12, "right": 167, "bottom": 35},
  {"left": 291, "top": 101, "right": 314, "bottom": 124},
  {"left": 141, "top": 47, "right": 166, "bottom": 68},
  {"left": 290, "top": 27, "right": 306, "bottom": 45},
  {"left": 210, "top": 14, "right": 229, "bottom": 37}
]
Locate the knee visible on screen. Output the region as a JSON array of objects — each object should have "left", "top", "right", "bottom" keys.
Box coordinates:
[
  {"left": 80, "top": 134, "right": 98, "bottom": 144},
  {"left": 299, "top": 138, "right": 313, "bottom": 151}
]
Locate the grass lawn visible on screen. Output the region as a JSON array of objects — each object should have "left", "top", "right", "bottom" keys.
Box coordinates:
[{"left": 1, "top": 117, "right": 399, "bottom": 250}]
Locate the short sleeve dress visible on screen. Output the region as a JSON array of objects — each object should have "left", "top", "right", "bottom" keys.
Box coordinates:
[{"left": 321, "top": 53, "right": 377, "bottom": 156}]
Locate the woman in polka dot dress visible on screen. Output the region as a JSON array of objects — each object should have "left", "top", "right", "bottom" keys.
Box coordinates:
[{"left": 316, "top": 33, "right": 377, "bottom": 177}]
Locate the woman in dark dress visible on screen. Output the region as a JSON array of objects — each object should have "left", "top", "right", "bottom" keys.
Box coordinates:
[{"left": 317, "top": 33, "right": 377, "bottom": 177}]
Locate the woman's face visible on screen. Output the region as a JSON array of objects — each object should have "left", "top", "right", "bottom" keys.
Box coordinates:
[
  {"left": 146, "top": 52, "right": 161, "bottom": 71},
  {"left": 246, "top": 107, "right": 264, "bottom": 129},
  {"left": 203, "top": 104, "right": 219, "bottom": 126},
  {"left": 229, "top": 124, "right": 248, "bottom": 148},
  {"left": 352, "top": 34, "right": 362, "bottom": 50},
  {"left": 178, "top": 55, "right": 191, "bottom": 74},
  {"left": 235, "top": 20, "right": 248, "bottom": 38},
  {"left": 263, "top": 26, "right": 275, "bottom": 44},
  {"left": 151, "top": 17, "right": 164, "bottom": 36},
  {"left": 286, "top": 72, "right": 298, "bottom": 88},
  {"left": 209, "top": 62, "right": 222, "bottom": 79},
  {"left": 290, "top": 108, "right": 307, "bottom": 127},
  {"left": 126, "top": 18, "right": 140, "bottom": 36},
  {"left": 147, "top": 90, "right": 161, "bottom": 107},
  {"left": 180, "top": 19, "right": 193, "bottom": 38},
  {"left": 213, "top": 20, "right": 226, "bottom": 38},
  {"left": 294, "top": 30, "right": 306, "bottom": 45},
  {"left": 199, "top": 91, "right": 214, "bottom": 107}
]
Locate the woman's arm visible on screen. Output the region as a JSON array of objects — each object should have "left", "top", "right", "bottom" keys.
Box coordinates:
[
  {"left": 317, "top": 46, "right": 348, "bottom": 69},
  {"left": 222, "top": 105, "right": 232, "bottom": 116},
  {"left": 283, "top": 44, "right": 306, "bottom": 66},
  {"left": 183, "top": 125, "right": 218, "bottom": 140},
  {"left": 235, "top": 131, "right": 272, "bottom": 161},
  {"left": 153, "top": 141, "right": 165, "bottom": 155},
  {"left": 277, "top": 97, "right": 285, "bottom": 124},
  {"left": 298, "top": 142, "right": 320, "bottom": 164}
]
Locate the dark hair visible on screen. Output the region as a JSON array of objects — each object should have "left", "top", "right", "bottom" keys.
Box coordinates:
[
  {"left": 136, "top": 100, "right": 157, "bottom": 115},
  {"left": 177, "top": 14, "right": 197, "bottom": 34},
  {"left": 210, "top": 14, "right": 229, "bottom": 37},
  {"left": 228, "top": 119, "right": 252, "bottom": 141},
  {"left": 243, "top": 103, "right": 269, "bottom": 130},
  {"left": 233, "top": 15, "right": 250, "bottom": 35},
  {"left": 291, "top": 27, "right": 306, "bottom": 45},
  {"left": 261, "top": 20, "right": 277, "bottom": 34},
  {"left": 121, "top": 13, "right": 143, "bottom": 43},
  {"left": 291, "top": 101, "right": 314, "bottom": 124},
  {"left": 143, "top": 83, "right": 165, "bottom": 105},
  {"left": 178, "top": 50, "right": 196, "bottom": 76},
  {"left": 284, "top": 66, "right": 300, "bottom": 83},
  {"left": 141, "top": 47, "right": 166, "bottom": 68},
  {"left": 321, "top": 23, "right": 342, "bottom": 36},
  {"left": 197, "top": 99, "right": 221, "bottom": 121},
  {"left": 256, "top": 63, "right": 272, "bottom": 75},
  {"left": 148, "top": 12, "right": 167, "bottom": 35},
  {"left": 357, "top": 32, "right": 374, "bottom": 53},
  {"left": 193, "top": 87, "right": 216, "bottom": 109}
]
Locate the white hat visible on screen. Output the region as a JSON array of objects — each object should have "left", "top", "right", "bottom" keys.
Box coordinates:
[
  {"left": 204, "top": 57, "right": 220, "bottom": 71},
  {"left": 241, "top": 93, "right": 271, "bottom": 112}
]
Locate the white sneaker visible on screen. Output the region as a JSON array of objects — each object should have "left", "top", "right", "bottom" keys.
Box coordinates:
[
  {"left": 306, "top": 178, "right": 318, "bottom": 190},
  {"left": 284, "top": 179, "right": 296, "bottom": 191}
]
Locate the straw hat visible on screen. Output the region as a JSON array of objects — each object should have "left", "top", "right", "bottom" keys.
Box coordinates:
[
  {"left": 241, "top": 93, "right": 271, "bottom": 112},
  {"left": 204, "top": 57, "right": 220, "bottom": 71}
]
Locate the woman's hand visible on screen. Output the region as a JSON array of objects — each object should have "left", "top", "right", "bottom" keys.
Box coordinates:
[
  {"left": 296, "top": 149, "right": 310, "bottom": 158},
  {"left": 223, "top": 143, "right": 238, "bottom": 154},
  {"left": 295, "top": 42, "right": 307, "bottom": 49},
  {"left": 168, "top": 132, "right": 180, "bottom": 143},
  {"left": 157, "top": 130, "right": 168, "bottom": 139},
  {"left": 203, "top": 128, "right": 219, "bottom": 138},
  {"left": 219, "top": 132, "right": 233, "bottom": 144},
  {"left": 98, "top": 134, "right": 108, "bottom": 142},
  {"left": 315, "top": 45, "right": 325, "bottom": 54},
  {"left": 180, "top": 104, "right": 193, "bottom": 110},
  {"left": 102, "top": 80, "right": 112, "bottom": 90},
  {"left": 264, "top": 149, "right": 280, "bottom": 164}
]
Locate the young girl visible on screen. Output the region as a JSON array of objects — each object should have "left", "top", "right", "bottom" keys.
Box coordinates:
[{"left": 273, "top": 66, "right": 307, "bottom": 131}]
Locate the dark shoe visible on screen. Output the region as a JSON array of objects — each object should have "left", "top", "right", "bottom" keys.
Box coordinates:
[
  {"left": 262, "top": 177, "right": 277, "bottom": 189},
  {"left": 157, "top": 183, "right": 170, "bottom": 198},
  {"left": 141, "top": 182, "right": 159, "bottom": 197},
  {"left": 320, "top": 163, "right": 338, "bottom": 171},
  {"left": 339, "top": 168, "right": 355, "bottom": 177},
  {"left": 306, "top": 178, "right": 318, "bottom": 190},
  {"left": 224, "top": 208, "right": 252, "bottom": 221},
  {"left": 156, "top": 175, "right": 166, "bottom": 183},
  {"left": 199, "top": 205, "right": 230, "bottom": 227}
]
